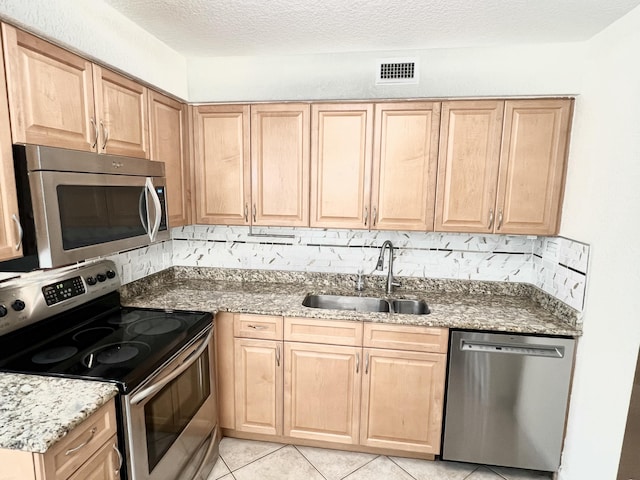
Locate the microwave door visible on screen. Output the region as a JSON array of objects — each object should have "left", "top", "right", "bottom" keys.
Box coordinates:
[{"left": 33, "top": 171, "right": 154, "bottom": 267}]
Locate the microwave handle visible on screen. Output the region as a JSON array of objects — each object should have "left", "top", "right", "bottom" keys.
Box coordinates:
[
  {"left": 145, "top": 178, "right": 162, "bottom": 242},
  {"left": 130, "top": 328, "right": 212, "bottom": 405},
  {"left": 138, "top": 191, "right": 149, "bottom": 234}
]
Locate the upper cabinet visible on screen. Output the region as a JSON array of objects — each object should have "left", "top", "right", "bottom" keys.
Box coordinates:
[
  {"left": 310, "top": 103, "right": 373, "bottom": 229},
  {"left": 2, "top": 24, "right": 149, "bottom": 159},
  {"left": 193, "top": 103, "right": 310, "bottom": 227},
  {"left": 93, "top": 65, "right": 149, "bottom": 158},
  {"left": 0, "top": 33, "right": 22, "bottom": 262},
  {"left": 496, "top": 99, "right": 572, "bottom": 235},
  {"left": 372, "top": 102, "right": 440, "bottom": 231},
  {"left": 251, "top": 104, "right": 310, "bottom": 227},
  {"left": 435, "top": 99, "right": 572, "bottom": 235},
  {"left": 149, "top": 90, "right": 190, "bottom": 226}
]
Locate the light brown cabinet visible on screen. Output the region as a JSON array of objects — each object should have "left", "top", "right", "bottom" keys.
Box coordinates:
[
  {"left": 0, "top": 33, "right": 22, "bottom": 262},
  {"left": 2, "top": 24, "right": 149, "bottom": 159},
  {"left": 149, "top": 90, "right": 190, "bottom": 226},
  {"left": 194, "top": 103, "right": 310, "bottom": 227},
  {"left": 371, "top": 102, "right": 440, "bottom": 231},
  {"left": 436, "top": 99, "right": 572, "bottom": 235},
  {"left": 310, "top": 103, "right": 373, "bottom": 229},
  {"left": 0, "top": 399, "right": 121, "bottom": 480}
]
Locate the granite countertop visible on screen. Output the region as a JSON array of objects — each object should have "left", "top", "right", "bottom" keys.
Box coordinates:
[
  {"left": 0, "top": 373, "right": 118, "bottom": 453},
  {"left": 121, "top": 269, "right": 582, "bottom": 337}
]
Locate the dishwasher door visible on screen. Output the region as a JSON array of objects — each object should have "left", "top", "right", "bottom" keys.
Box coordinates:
[{"left": 442, "top": 331, "right": 575, "bottom": 472}]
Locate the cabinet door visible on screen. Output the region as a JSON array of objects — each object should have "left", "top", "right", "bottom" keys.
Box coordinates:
[
  {"left": 360, "top": 348, "right": 446, "bottom": 454},
  {"left": 372, "top": 102, "right": 440, "bottom": 231},
  {"left": 215, "top": 313, "right": 235, "bottom": 430},
  {"left": 193, "top": 105, "right": 251, "bottom": 225},
  {"left": 234, "top": 338, "right": 283, "bottom": 435},
  {"left": 67, "top": 437, "right": 121, "bottom": 480},
  {"left": 93, "top": 65, "right": 149, "bottom": 159},
  {"left": 495, "top": 99, "right": 572, "bottom": 235},
  {"left": 310, "top": 103, "right": 373, "bottom": 229},
  {"left": 1, "top": 24, "right": 96, "bottom": 151},
  {"left": 251, "top": 104, "right": 310, "bottom": 226},
  {"left": 0, "top": 34, "right": 22, "bottom": 262},
  {"left": 284, "top": 342, "right": 361, "bottom": 444},
  {"left": 149, "top": 91, "right": 190, "bottom": 226},
  {"left": 435, "top": 101, "right": 504, "bottom": 233}
]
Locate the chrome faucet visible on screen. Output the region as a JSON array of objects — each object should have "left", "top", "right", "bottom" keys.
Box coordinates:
[{"left": 376, "top": 240, "right": 401, "bottom": 294}]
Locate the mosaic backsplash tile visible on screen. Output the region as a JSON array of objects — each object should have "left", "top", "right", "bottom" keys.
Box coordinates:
[{"left": 84, "top": 225, "right": 589, "bottom": 314}]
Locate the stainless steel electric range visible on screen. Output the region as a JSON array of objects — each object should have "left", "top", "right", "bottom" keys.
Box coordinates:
[{"left": 0, "top": 260, "right": 219, "bottom": 480}]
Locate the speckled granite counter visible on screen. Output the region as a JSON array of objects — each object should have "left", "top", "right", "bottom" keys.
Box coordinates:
[
  {"left": 0, "top": 373, "right": 118, "bottom": 452},
  {"left": 121, "top": 268, "right": 582, "bottom": 337}
]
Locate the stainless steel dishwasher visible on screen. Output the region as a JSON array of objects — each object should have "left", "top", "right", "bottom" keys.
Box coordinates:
[{"left": 442, "top": 331, "right": 575, "bottom": 472}]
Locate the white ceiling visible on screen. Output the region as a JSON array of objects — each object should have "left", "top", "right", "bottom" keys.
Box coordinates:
[{"left": 102, "top": 0, "right": 640, "bottom": 57}]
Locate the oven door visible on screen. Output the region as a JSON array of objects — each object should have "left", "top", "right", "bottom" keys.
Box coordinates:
[
  {"left": 29, "top": 169, "right": 169, "bottom": 268},
  {"left": 122, "top": 325, "right": 218, "bottom": 480}
]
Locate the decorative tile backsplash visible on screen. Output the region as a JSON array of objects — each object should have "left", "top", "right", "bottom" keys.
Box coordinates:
[{"left": 102, "top": 225, "right": 590, "bottom": 313}]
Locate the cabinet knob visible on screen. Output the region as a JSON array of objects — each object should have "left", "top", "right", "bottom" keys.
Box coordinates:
[{"left": 497, "top": 209, "right": 504, "bottom": 230}]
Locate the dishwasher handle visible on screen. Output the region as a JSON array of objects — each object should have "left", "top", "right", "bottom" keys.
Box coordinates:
[{"left": 460, "top": 340, "right": 565, "bottom": 358}]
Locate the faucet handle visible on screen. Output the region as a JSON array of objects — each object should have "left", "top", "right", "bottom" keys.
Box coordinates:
[
  {"left": 391, "top": 280, "right": 401, "bottom": 289},
  {"left": 355, "top": 270, "right": 365, "bottom": 291}
]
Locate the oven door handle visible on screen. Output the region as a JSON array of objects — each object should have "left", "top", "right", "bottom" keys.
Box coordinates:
[
  {"left": 145, "top": 177, "right": 162, "bottom": 242},
  {"left": 130, "top": 328, "right": 212, "bottom": 406}
]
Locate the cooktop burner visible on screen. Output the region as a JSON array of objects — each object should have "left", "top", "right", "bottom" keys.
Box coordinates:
[
  {"left": 109, "top": 312, "right": 142, "bottom": 325},
  {"left": 84, "top": 341, "right": 151, "bottom": 367},
  {"left": 72, "top": 327, "right": 115, "bottom": 344},
  {"left": 32, "top": 346, "right": 79, "bottom": 365},
  {"left": 127, "top": 317, "right": 182, "bottom": 336}
]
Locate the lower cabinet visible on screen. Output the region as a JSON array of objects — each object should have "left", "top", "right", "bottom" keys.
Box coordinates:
[
  {"left": 217, "top": 312, "right": 448, "bottom": 457},
  {"left": 0, "top": 399, "right": 121, "bottom": 480}
]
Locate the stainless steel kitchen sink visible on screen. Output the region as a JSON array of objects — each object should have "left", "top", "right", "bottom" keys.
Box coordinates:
[
  {"left": 390, "top": 299, "right": 430, "bottom": 315},
  {"left": 302, "top": 294, "right": 390, "bottom": 312},
  {"left": 302, "top": 294, "right": 429, "bottom": 315}
]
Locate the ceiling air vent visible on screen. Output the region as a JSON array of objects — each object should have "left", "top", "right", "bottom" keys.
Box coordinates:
[{"left": 376, "top": 58, "right": 419, "bottom": 85}]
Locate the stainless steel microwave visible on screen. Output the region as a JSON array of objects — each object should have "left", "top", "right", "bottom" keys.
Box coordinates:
[{"left": 0, "top": 145, "right": 169, "bottom": 272}]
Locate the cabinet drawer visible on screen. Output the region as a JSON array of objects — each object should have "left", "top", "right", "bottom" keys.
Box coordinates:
[
  {"left": 284, "top": 317, "right": 363, "bottom": 346},
  {"left": 363, "top": 323, "right": 448, "bottom": 353},
  {"left": 234, "top": 314, "right": 283, "bottom": 340},
  {"left": 43, "top": 399, "right": 117, "bottom": 479},
  {"left": 67, "top": 435, "right": 120, "bottom": 480}
]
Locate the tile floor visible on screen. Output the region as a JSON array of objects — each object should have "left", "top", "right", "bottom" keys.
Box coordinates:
[{"left": 207, "top": 438, "right": 553, "bottom": 480}]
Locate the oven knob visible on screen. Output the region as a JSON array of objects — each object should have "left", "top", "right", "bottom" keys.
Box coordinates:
[
  {"left": 11, "top": 300, "right": 25, "bottom": 311},
  {"left": 0, "top": 305, "right": 7, "bottom": 317},
  {"left": 86, "top": 276, "right": 97, "bottom": 286},
  {"left": 97, "top": 273, "right": 107, "bottom": 283},
  {"left": 106, "top": 270, "right": 116, "bottom": 279}
]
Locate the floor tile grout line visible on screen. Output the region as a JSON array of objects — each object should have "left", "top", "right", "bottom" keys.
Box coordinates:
[
  {"left": 386, "top": 456, "right": 420, "bottom": 480},
  {"left": 293, "top": 444, "right": 330, "bottom": 480},
  {"left": 217, "top": 455, "right": 232, "bottom": 478},
  {"left": 338, "top": 454, "right": 381, "bottom": 480},
  {"left": 222, "top": 442, "right": 288, "bottom": 473}
]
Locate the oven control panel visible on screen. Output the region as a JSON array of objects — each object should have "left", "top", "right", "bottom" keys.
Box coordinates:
[
  {"left": 42, "top": 276, "right": 86, "bottom": 306},
  {"left": 0, "top": 260, "right": 120, "bottom": 337}
]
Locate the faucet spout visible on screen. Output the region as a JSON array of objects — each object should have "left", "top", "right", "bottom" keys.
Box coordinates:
[{"left": 376, "top": 241, "right": 400, "bottom": 294}]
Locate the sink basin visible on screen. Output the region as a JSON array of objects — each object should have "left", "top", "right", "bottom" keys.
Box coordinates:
[
  {"left": 302, "top": 294, "right": 390, "bottom": 313},
  {"left": 302, "top": 294, "right": 430, "bottom": 315},
  {"left": 390, "top": 299, "right": 431, "bottom": 315}
]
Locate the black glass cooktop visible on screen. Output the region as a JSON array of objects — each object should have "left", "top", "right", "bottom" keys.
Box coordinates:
[{"left": 0, "top": 292, "right": 212, "bottom": 393}]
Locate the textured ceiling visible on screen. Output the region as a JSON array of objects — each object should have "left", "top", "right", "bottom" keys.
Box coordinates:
[{"left": 102, "top": 0, "right": 640, "bottom": 57}]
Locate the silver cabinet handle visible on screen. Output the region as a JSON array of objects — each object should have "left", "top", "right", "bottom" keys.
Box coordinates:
[
  {"left": 497, "top": 209, "right": 504, "bottom": 230},
  {"left": 364, "top": 206, "right": 368, "bottom": 227},
  {"left": 244, "top": 204, "right": 249, "bottom": 223},
  {"left": 65, "top": 427, "right": 97, "bottom": 456},
  {"left": 113, "top": 443, "right": 123, "bottom": 475},
  {"left": 100, "top": 120, "right": 109, "bottom": 150},
  {"left": 372, "top": 207, "right": 378, "bottom": 226},
  {"left": 365, "top": 352, "right": 370, "bottom": 375},
  {"left": 488, "top": 208, "right": 494, "bottom": 229},
  {"left": 89, "top": 117, "right": 98, "bottom": 149},
  {"left": 248, "top": 324, "right": 267, "bottom": 330},
  {"left": 356, "top": 352, "right": 360, "bottom": 374},
  {"left": 12, "top": 214, "right": 22, "bottom": 251},
  {"left": 276, "top": 344, "right": 281, "bottom": 367},
  {"left": 252, "top": 204, "right": 257, "bottom": 223}
]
